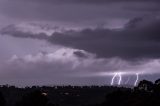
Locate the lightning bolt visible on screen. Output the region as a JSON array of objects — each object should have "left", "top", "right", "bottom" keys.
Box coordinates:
[
  {"left": 134, "top": 73, "right": 139, "bottom": 86},
  {"left": 111, "top": 72, "right": 122, "bottom": 86},
  {"left": 111, "top": 73, "right": 118, "bottom": 85},
  {"left": 118, "top": 73, "right": 122, "bottom": 85}
]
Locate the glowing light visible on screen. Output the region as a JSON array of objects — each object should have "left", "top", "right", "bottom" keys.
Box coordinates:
[
  {"left": 118, "top": 73, "right": 122, "bottom": 85},
  {"left": 111, "top": 72, "right": 122, "bottom": 86},
  {"left": 134, "top": 73, "right": 139, "bottom": 86},
  {"left": 111, "top": 73, "right": 118, "bottom": 85}
]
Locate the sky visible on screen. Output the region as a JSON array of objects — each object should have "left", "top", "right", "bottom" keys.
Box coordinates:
[{"left": 0, "top": 0, "right": 160, "bottom": 86}]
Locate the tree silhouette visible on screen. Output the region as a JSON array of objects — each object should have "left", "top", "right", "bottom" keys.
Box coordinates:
[
  {"left": 0, "top": 91, "right": 6, "bottom": 106},
  {"left": 153, "top": 79, "right": 160, "bottom": 94},
  {"left": 104, "top": 89, "right": 131, "bottom": 106},
  {"left": 16, "top": 90, "right": 48, "bottom": 106},
  {"left": 1, "top": 79, "right": 160, "bottom": 106},
  {"left": 155, "top": 79, "right": 160, "bottom": 85},
  {"left": 137, "top": 80, "right": 153, "bottom": 92}
]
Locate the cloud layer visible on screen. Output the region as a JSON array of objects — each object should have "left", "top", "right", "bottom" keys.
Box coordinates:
[
  {"left": 0, "top": 47, "right": 160, "bottom": 86},
  {"left": 2, "top": 17, "right": 160, "bottom": 60},
  {"left": 1, "top": 0, "right": 160, "bottom": 86}
]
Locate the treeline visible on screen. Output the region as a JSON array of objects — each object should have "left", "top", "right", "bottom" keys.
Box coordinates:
[
  {"left": 88, "top": 79, "right": 160, "bottom": 106},
  {"left": 0, "top": 85, "right": 125, "bottom": 106},
  {"left": 0, "top": 79, "right": 160, "bottom": 106}
]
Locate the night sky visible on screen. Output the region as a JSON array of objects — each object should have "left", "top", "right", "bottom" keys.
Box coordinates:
[{"left": 0, "top": 0, "right": 160, "bottom": 86}]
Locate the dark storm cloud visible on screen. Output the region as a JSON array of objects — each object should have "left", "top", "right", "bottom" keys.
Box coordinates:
[
  {"left": 48, "top": 17, "right": 160, "bottom": 59},
  {"left": 0, "top": 24, "right": 48, "bottom": 39},
  {"left": 1, "top": 0, "right": 160, "bottom": 23},
  {"left": 1, "top": 0, "right": 160, "bottom": 86},
  {"left": 14, "top": 0, "right": 160, "bottom": 4},
  {"left": 2, "top": 17, "right": 160, "bottom": 60},
  {"left": 73, "top": 51, "right": 89, "bottom": 58}
]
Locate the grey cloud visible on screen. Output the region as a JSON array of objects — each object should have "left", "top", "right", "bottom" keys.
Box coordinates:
[
  {"left": 73, "top": 51, "right": 89, "bottom": 58},
  {"left": 1, "top": 50, "right": 160, "bottom": 86},
  {"left": 1, "top": 24, "right": 48, "bottom": 39},
  {"left": 46, "top": 17, "right": 160, "bottom": 59},
  {"left": 1, "top": 0, "right": 160, "bottom": 86},
  {"left": 0, "top": 49, "right": 109, "bottom": 82},
  {"left": 2, "top": 17, "right": 160, "bottom": 60},
  {"left": 1, "top": 0, "right": 159, "bottom": 23},
  {"left": 12, "top": 0, "right": 160, "bottom": 4}
]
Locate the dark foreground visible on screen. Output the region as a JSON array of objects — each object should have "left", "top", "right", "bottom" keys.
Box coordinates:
[{"left": 0, "top": 79, "right": 160, "bottom": 106}]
